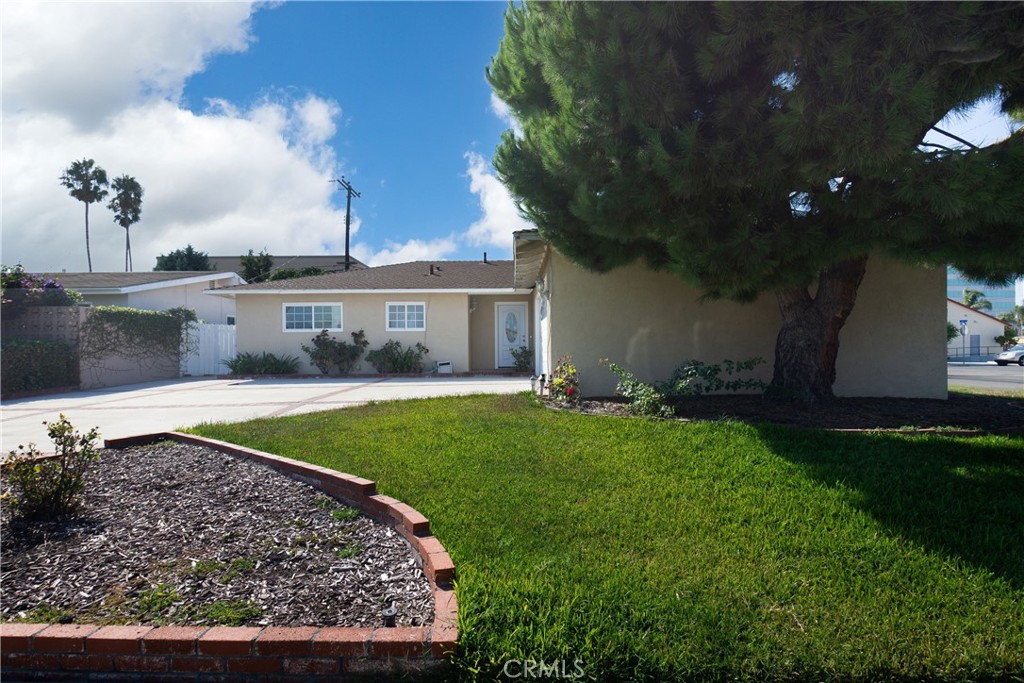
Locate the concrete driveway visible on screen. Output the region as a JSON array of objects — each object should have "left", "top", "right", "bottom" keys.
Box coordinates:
[{"left": 1, "top": 376, "right": 531, "bottom": 452}]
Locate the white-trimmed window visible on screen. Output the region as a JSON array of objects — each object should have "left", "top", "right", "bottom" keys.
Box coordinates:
[
  {"left": 283, "top": 303, "right": 343, "bottom": 332},
  {"left": 386, "top": 302, "right": 425, "bottom": 331}
]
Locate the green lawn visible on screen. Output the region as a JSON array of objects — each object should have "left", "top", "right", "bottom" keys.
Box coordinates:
[{"left": 191, "top": 393, "right": 1024, "bottom": 682}]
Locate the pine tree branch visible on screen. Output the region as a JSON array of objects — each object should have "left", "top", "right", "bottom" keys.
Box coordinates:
[{"left": 929, "top": 126, "right": 980, "bottom": 150}]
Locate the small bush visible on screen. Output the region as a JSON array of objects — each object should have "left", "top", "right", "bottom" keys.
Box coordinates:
[
  {"left": 301, "top": 329, "right": 368, "bottom": 374},
  {"left": 602, "top": 360, "right": 673, "bottom": 417},
  {"left": 366, "top": 340, "right": 430, "bottom": 373},
  {"left": 549, "top": 354, "right": 580, "bottom": 402},
  {"left": 1, "top": 338, "right": 77, "bottom": 393},
  {"left": 223, "top": 352, "right": 300, "bottom": 375},
  {"left": 2, "top": 264, "right": 83, "bottom": 320},
  {"left": 511, "top": 345, "right": 533, "bottom": 372},
  {"left": 657, "top": 357, "right": 767, "bottom": 400},
  {"left": 2, "top": 414, "right": 100, "bottom": 520}
]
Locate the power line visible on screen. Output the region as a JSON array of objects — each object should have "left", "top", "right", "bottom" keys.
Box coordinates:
[{"left": 332, "top": 177, "right": 361, "bottom": 271}]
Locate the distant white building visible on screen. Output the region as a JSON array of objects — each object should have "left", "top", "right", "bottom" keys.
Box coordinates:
[{"left": 947, "top": 298, "right": 1012, "bottom": 359}]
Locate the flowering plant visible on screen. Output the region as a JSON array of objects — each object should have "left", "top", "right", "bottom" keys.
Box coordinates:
[
  {"left": 2, "top": 264, "right": 82, "bottom": 318},
  {"left": 549, "top": 354, "right": 581, "bottom": 403}
]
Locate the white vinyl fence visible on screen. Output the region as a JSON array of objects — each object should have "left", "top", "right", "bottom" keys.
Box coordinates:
[{"left": 182, "top": 323, "right": 236, "bottom": 376}]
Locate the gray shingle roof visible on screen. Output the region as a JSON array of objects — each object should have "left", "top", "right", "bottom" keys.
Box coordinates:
[
  {"left": 43, "top": 272, "right": 236, "bottom": 290},
  {"left": 222, "top": 260, "right": 514, "bottom": 292}
]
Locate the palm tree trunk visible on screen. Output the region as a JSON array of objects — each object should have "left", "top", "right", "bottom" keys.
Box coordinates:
[
  {"left": 125, "top": 228, "right": 132, "bottom": 272},
  {"left": 85, "top": 203, "right": 93, "bottom": 272}
]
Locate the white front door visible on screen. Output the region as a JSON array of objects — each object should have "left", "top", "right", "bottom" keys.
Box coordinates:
[{"left": 496, "top": 302, "right": 528, "bottom": 368}]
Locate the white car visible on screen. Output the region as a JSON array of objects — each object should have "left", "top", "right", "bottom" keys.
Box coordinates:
[{"left": 995, "top": 344, "right": 1024, "bottom": 366}]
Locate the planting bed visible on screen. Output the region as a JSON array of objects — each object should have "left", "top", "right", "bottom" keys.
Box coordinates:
[{"left": 0, "top": 433, "right": 458, "bottom": 681}]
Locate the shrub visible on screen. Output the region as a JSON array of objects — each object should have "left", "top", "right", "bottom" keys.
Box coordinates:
[
  {"left": 366, "top": 340, "right": 430, "bottom": 373},
  {"left": 549, "top": 354, "right": 580, "bottom": 402},
  {"left": 2, "top": 414, "right": 100, "bottom": 520},
  {"left": 1, "top": 264, "right": 82, "bottom": 319},
  {"left": 511, "top": 345, "right": 533, "bottom": 372},
  {"left": 301, "top": 329, "right": 368, "bottom": 374},
  {"left": 657, "top": 357, "right": 767, "bottom": 400},
  {"left": 995, "top": 327, "right": 1018, "bottom": 350},
  {"left": 80, "top": 306, "right": 198, "bottom": 366},
  {"left": 1, "top": 338, "right": 77, "bottom": 393},
  {"left": 602, "top": 360, "right": 673, "bottom": 417},
  {"left": 223, "top": 352, "right": 300, "bottom": 375}
]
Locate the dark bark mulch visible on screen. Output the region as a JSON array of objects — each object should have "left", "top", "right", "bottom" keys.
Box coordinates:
[
  {"left": 562, "top": 392, "right": 1024, "bottom": 432},
  {"left": 0, "top": 443, "right": 433, "bottom": 628}
]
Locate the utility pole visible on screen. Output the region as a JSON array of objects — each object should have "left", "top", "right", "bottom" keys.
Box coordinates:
[{"left": 331, "top": 177, "right": 361, "bottom": 271}]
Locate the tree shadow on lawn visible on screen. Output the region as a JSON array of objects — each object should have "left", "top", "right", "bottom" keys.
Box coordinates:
[{"left": 756, "top": 426, "right": 1024, "bottom": 589}]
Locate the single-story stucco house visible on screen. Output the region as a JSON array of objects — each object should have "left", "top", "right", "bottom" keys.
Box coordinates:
[
  {"left": 209, "top": 230, "right": 946, "bottom": 399},
  {"left": 207, "top": 259, "right": 533, "bottom": 374},
  {"left": 946, "top": 298, "right": 1012, "bottom": 359},
  {"left": 47, "top": 271, "right": 243, "bottom": 325}
]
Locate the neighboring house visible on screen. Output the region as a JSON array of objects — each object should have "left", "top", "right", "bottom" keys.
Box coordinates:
[
  {"left": 514, "top": 230, "right": 947, "bottom": 399},
  {"left": 207, "top": 260, "right": 532, "bottom": 374},
  {"left": 208, "top": 255, "right": 367, "bottom": 276},
  {"left": 47, "top": 271, "right": 243, "bottom": 324},
  {"left": 946, "top": 266, "right": 1023, "bottom": 318},
  {"left": 946, "top": 298, "right": 1012, "bottom": 358}
]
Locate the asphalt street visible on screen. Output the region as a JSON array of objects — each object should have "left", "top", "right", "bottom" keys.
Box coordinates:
[{"left": 947, "top": 362, "right": 1024, "bottom": 393}]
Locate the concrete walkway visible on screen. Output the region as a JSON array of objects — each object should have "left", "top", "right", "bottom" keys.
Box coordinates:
[{"left": 1, "top": 376, "right": 531, "bottom": 452}]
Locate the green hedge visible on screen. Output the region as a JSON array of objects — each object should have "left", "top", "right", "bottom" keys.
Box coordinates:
[{"left": 1, "top": 338, "right": 77, "bottom": 394}]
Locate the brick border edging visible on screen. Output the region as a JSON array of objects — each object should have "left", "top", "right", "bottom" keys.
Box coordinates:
[{"left": 1, "top": 432, "right": 457, "bottom": 681}]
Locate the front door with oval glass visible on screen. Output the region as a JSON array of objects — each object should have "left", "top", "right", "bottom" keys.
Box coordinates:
[{"left": 496, "top": 302, "right": 528, "bottom": 368}]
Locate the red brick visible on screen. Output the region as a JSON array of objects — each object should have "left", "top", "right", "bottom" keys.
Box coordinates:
[
  {"left": 62, "top": 653, "right": 115, "bottom": 670},
  {"left": 227, "top": 656, "right": 282, "bottom": 674},
  {"left": 363, "top": 494, "right": 401, "bottom": 520},
  {"left": 321, "top": 472, "right": 376, "bottom": 498},
  {"left": 197, "top": 626, "right": 262, "bottom": 656},
  {"left": 254, "top": 627, "right": 317, "bottom": 657},
  {"left": 311, "top": 627, "right": 373, "bottom": 657},
  {"left": 86, "top": 625, "right": 153, "bottom": 654},
  {"left": 413, "top": 536, "right": 447, "bottom": 558},
  {"left": 143, "top": 626, "right": 206, "bottom": 655},
  {"left": 283, "top": 657, "right": 341, "bottom": 675},
  {"left": 0, "top": 622, "right": 48, "bottom": 651},
  {"left": 433, "top": 588, "right": 457, "bottom": 618},
  {"left": 115, "top": 654, "right": 169, "bottom": 672},
  {"left": 430, "top": 620, "right": 458, "bottom": 658},
  {"left": 398, "top": 506, "right": 430, "bottom": 536},
  {"left": 2, "top": 651, "right": 63, "bottom": 669},
  {"left": 370, "top": 627, "right": 429, "bottom": 657},
  {"left": 426, "top": 551, "right": 456, "bottom": 584},
  {"left": 171, "top": 656, "right": 224, "bottom": 672},
  {"left": 33, "top": 624, "right": 101, "bottom": 653}
]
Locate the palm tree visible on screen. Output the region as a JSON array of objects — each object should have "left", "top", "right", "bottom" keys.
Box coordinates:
[
  {"left": 59, "top": 159, "right": 109, "bottom": 272},
  {"left": 107, "top": 175, "right": 144, "bottom": 272},
  {"left": 999, "top": 304, "right": 1024, "bottom": 335},
  {"left": 962, "top": 288, "right": 993, "bottom": 312}
]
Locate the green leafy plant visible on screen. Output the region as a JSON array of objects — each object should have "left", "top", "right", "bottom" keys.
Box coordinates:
[
  {"left": 549, "top": 354, "right": 580, "bottom": 403},
  {"left": 657, "top": 358, "right": 767, "bottom": 400},
  {"left": 301, "top": 329, "right": 368, "bottom": 374},
  {"left": 1, "top": 338, "right": 77, "bottom": 394},
  {"left": 366, "top": 339, "right": 430, "bottom": 373},
  {"left": 602, "top": 360, "right": 673, "bottom": 417},
  {"left": 511, "top": 345, "right": 533, "bottom": 372},
  {"left": 947, "top": 321, "right": 961, "bottom": 343},
  {"left": 995, "top": 327, "right": 1018, "bottom": 350},
  {"left": 223, "top": 352, "right": 300, "bottom": 375},
  {"left": 269, "top": 266, "right": 326, "bottom": 281},
  {"left": 1, "top": 264, "right": 82, "bottom": 319},
  {"left": 331, "top": 507, "right": 361, "bottom": 523},
  {"left": 79, "top": 306, "right": 198, "bottom": 366},
  {"left": 2, "top": 415, "right": 100, "bottom": 520}
]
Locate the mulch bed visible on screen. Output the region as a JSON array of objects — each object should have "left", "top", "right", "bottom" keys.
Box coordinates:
[
  {"left": 560, "top": 392, "right": 1024, "bottom": 433},
  {"left": 0, "top": 442, "right": 433, "bottom": 628}
]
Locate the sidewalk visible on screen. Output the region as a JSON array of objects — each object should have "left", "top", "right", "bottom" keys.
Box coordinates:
[{"left": 0, "top": 376, "right": 531, "bottom": 452}]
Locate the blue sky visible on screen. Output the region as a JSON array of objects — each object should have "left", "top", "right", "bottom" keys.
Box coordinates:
[{"left": 1, "top": 2, "right": 1018, "bottom": 274}]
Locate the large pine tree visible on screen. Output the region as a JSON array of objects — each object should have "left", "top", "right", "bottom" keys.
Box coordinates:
[{"left": 489, "top": 2, "right": 1024, "bottom": 403}]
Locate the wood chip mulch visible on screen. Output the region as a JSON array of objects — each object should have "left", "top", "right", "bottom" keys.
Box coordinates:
[{"left": 0, "top": 443, "right": 433, "bottom": 628}]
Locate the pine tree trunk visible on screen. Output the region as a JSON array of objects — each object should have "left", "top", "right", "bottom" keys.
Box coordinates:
[
  {"left": 85, "top": 203, "right": 93, "bottom": 273},
  {"left": 767, "top": 256, "right": 869, "bottom": 404}
]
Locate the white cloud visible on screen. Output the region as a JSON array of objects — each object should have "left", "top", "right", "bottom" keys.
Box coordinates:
[
  {"left": 352, "top": 237, "right": 459, "bottom": 267},
  {"left": 490, "top": 92, "right": 523, "bottom": 138},
  {"left": 2, "top": 2, "right": 255, "bottom": 130},
  {"left": 462, "top": 152, "right": 533, "bottom": 254},
  {"left": 0, "top": 2, "right": 356, "bottom": 274}
]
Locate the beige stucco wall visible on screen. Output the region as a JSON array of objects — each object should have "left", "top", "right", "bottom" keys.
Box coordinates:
[
  {"left": 544, "top": 250, "right": 946, "bottom": 398},
  {"left": 234, "top": 292, "right": 471, "bottom": 373},
  {"left": 84, "top": 281, "right": 237, "bottom": 324},
  {"left": 468, "top": 294, "right": 533, "bottom": 370}
]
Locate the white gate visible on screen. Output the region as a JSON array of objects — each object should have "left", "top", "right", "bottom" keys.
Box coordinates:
[{"left": 182, "top": 323, "right": 236, "bottom": 376}]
